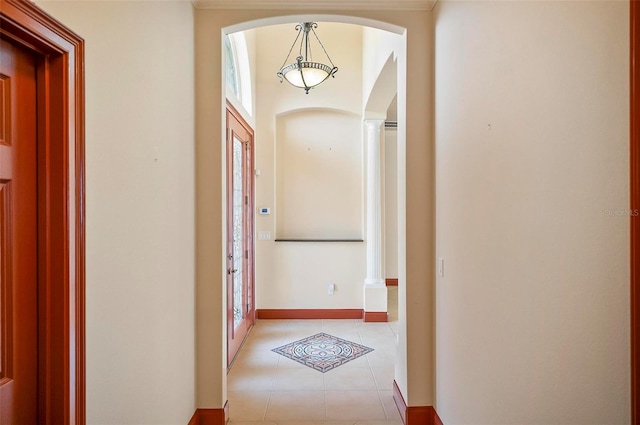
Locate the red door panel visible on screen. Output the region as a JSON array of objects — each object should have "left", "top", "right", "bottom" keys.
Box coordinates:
[{"left": 0, "top": 37, "right": 38, "bottom": 424}]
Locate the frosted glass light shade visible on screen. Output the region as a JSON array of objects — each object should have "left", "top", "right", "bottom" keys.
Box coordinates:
[
  {"left": 285, "top": 66, "right": 328, "bottom": 88},
  {"left": 279, "top": 61, "right": 337, "bottom": 93}
]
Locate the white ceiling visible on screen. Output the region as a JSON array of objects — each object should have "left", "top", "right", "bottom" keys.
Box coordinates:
[{"left": 193, "top": 0, "right": 437, "bottom": 11}]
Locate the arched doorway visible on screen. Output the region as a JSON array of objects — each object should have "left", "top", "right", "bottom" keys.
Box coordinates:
[{"left": 193, "top": 7, "right": 435, "bottom": 422}]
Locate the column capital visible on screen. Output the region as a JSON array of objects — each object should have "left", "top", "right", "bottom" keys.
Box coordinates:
[{"left": 364, "top": 119, "right": 385, "bottom": 131}]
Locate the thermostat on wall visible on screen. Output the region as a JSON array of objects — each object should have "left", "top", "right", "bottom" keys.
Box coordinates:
[{"left": 259, "top": 207, "right": 270, "bottom": 215}]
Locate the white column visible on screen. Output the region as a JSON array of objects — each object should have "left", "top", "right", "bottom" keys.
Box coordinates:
[
  {"left": 364, "top": 120, "right": 387, "bottom": 316},
  {"left": 365, "top": 119, "right": 385, "bottom": 287}
]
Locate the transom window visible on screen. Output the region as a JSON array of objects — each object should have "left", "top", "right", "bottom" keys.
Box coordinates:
[{"left": 224, "top": 33, "right": 253, "bottom": 115}]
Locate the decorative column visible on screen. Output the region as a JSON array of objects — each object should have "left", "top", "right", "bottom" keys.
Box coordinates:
[{"left": 363, "top": 120, "right": 387, "bottom": 321}]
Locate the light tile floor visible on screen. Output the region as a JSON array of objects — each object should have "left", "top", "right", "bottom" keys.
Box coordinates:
[{"left": 227, "top": 287, "right": 401, "bottom": 425}]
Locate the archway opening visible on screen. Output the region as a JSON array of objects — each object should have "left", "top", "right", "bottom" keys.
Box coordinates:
[{"left": 219, "top": 15, "right": 409, "bottom": 421}]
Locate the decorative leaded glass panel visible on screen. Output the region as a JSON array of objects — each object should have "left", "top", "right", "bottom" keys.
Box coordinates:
[{"left": 232, "top": 137, "right": 244, "bottom": 328}]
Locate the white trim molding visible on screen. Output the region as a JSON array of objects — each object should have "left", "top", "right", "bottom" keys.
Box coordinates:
[{"left": 193, "top": 0, "right": 437, "bottom": 11}]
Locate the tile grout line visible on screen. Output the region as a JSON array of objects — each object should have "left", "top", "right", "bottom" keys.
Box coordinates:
[
  {"left": 376, "top": 387, "right": 392, "bottom": 420},
  {"left": 323, "top": 385, "right": 328, "bottom": 421},
  {"left": 262, "top": 389, "right": 272, "bottom": 422},
  {"left": 266, "top": 323, "right": 282, "bottom": 424}
]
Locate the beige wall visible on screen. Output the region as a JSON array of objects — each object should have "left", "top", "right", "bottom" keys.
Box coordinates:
[
  {"left": 434, "top": 1, "right": 630, "bottom": 423},
  {"left": 36, "top": 1, "right": 196, "bottom": 424}
]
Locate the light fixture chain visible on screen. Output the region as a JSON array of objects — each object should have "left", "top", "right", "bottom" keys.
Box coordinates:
[
  {"left": 306, "top": 28, "right": 312, "bottom": 62},
  {"left": 279, "top": 25, "right": 303, "bottom": 73},
  {"left": 311, "top": 26, "right": 336, "bottom": 68},
  {"left": 299, "top": 23, "right": 314, "bottom": 62}
]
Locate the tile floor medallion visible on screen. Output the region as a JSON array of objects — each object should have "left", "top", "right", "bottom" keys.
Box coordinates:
[{"left": 272, "top": 332, "right": 374, "bottom": 372}]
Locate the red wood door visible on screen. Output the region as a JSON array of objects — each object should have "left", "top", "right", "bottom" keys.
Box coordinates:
[
  {"left": 0, "top": 37, "right": 38, "bottom": 423},
  {"left": 226, "top": 103, "right": 255, "bottom": 367}
]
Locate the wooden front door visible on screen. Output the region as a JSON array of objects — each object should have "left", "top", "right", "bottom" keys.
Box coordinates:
[
  {"left": 226, "top": 103, "right": 255, "bottom": 367},
  {"left": 0, "top": 37, "right": 38, "bottom": 424}
]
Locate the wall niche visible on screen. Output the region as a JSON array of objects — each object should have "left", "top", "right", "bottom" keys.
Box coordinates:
[{"left": 275, "top": 108, "right": 363, "bottom": 240}]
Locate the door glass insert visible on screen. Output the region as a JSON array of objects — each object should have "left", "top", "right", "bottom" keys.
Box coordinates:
[{"left": 232, "top": 136, "right": 244, "bottom": 329}]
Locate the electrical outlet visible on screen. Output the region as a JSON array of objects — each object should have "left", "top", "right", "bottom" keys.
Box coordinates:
[
  {"left": 328, "top": 283, "right": 335, "bottom": 295},
  {"left": 258, "top": 231, "right": 271, "bottom": 240}
]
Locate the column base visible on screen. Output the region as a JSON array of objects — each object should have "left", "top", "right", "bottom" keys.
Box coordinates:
[
  {"left": 363, "top": 311, "right": 388, "bottom": 322},
  {"left": 364, "top": 281, "right": 388, "bottom": 313},
  {"left": 364, "top": 278, "right": 386, "bottom": 288}
]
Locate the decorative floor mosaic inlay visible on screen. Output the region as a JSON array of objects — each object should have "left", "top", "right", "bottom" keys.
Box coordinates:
[{"left": 272, "top": 332, "right": 374, "bottom": 373}]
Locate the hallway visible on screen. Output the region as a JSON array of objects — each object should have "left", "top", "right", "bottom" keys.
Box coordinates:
[{"left": 227, "top": 288, "right": 400, "bottom": 424}]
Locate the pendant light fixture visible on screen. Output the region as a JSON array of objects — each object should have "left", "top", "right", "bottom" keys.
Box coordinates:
[{"left": 276, "top": 22, "right": 338, "bottom": 94}]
